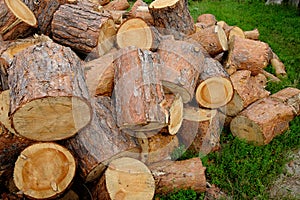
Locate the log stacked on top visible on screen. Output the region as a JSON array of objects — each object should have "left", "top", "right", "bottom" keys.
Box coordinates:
[{"left": 0, "top": 0, "right": 298, "bottom": 198}]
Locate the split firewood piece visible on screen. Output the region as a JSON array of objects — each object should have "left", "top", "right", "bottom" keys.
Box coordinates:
[
  {"left": 196, "top": 57, "right": 234, "bottom": 109},
  {"left": 149, "top": 158, "right": 206, "bottom": 194},
  {"left": 230, "top": 95, "right": 296, "bottom": 145},
  {"left": 244, "top": 28, "right": 260, "bottom": 40},
  {"left": 149, "top": 0, "right": 195, "bottom": 38},
  {"left": 103, "top": 0, "right": 130, "bottom": 10},
  {"left": 52, "top": 4, "right": 116, "bottom": 58},
  {"left": 270, "top": 51, "right": 287, "bottom": 77},
  {"left": 217, "top": 20, "right": 233, "bottom": 38},
  {"left": 225, "top": 36, "right": 273, "bottom": 75},
  {"left": 130, "top": 0, "right": 148, "bottom": 15},
  {"left": 116, "top": 18, "right": 160, "bottom": 50},
  {"left": 133, "top": 6, "right": 154, "bottom": 25},
  {"left": 8, "top": 41, "right": 92, "bottom": 141},
  {"left": 225, "top": 70, "right": 270, "bottom": 116},
  {"left": 270, "top": 87, "right": 300, "bottom": 115},
  {"left": 114, "top": 47, "right": 167, "bottom": 131},
  {"left": 196, "top": 13, "right": 217, "bottom": 29},
  {"left": 0, "top": 59, "right": 9, "bottom": 91},
  {"left": 65, "top": 96, "right": 140, "bottom": 182},
  {"left": 13, "top": 143, "right": 76, "bottom": 199},
  {"left": 188, "top": 25, "right": 228, "bottom": 57},
  {"left": 228, "top": 26, "right": 245, "bottom": 40},
  {"left": 157, "top": 39, "right": 206, "bottom": 103},
  {"left": 0, "top": 0, "right": 37, "bottom": 40},
  {"left": 92, "top": 157, "right": 155, "bottom": 200},
  {"left": 177, "top": 107, "right": 223, "bottom": 155}
]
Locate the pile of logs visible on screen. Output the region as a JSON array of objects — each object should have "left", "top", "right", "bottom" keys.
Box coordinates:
[{"left": 0, "top": 0, "right": 299, "bottom": 199}]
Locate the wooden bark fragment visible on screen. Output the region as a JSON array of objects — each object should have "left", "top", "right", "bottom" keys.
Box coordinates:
[
  {"left": 149, "top": 0, "right": 195, "bottom": 38},
  {"left": 196, "top": 57, "right": 234, "bottom": 108},
  {"left": 0, "top": 59, "right": 9, "bottom": 91},
  {"left": 0, "top": 0, "right": 37, "bottom": 40},
  {"left": 225, "top": 70, "right": 270, "bottom": 116},
  {"left": 8, "top": 41, "right": 92, "bottom": 141},
  {"left": 114, "top": 47, "right": 167, "bottom": 131},
  {"left": 188, "top": 25, "right": 228, "bottom": 57},
  {"left": 230, "top": 96, "right": 295, "bottom": 145},
  {"left": 65, "top": 96, "right": 140, "bottom": 182},
  {"left": 0, "top": 90, "right": 15, "bottom": 134},
  {"left": 244, "top": 28, "right": 259, "bottom": 40},
  {"left": 92, "top": 157, "right": 155, "bottom": 200},
  {"left": 157, "top": 39, "right": 205, "bottom": 103},
  {"left": 13, "top": 143, "right": 76, "bottom": 199},
  {"left": 225, "top": 36, "right": 273, "bottom": 75},
  {"left": 270, "top": 51, "right": 287, "bottom": 77},
  {"left": 196, "top": 13, "right": 217, "bottom": 28},
  {"left": 116, "top": 18, "right": 161, "bottom": 50},
  {"left": 149, "top": 158, "right": 206, "bottom": 194},
  {"left": 103, "top": 0, "right": 130, "bottom": 10},
  {"left": 52, "top": 4, "right": 116, "bottom": 58}
]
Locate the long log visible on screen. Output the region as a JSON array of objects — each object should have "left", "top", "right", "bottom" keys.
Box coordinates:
[
  {"left": 92, "top": 157, "right": 155, "bottom": 200},
  {"left": 0, "top": 0, "right": 37, "bottom": 40},
  {"left": 8, "top": 40, "right": 92, "bottom": 141},
  {"left": 13, "top": 143, "right": 76, "bottom": 199},
  {"left": 65, "top": 96, "right": 140, "bottom": 182}
]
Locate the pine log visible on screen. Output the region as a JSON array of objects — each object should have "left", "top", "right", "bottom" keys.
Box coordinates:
[
  {"left": 149, "top": 158, "right": 206, "bottom": 194},
  {"left": 116, "top": 18, "right": 161, "bottom": 50},
  {"left": 225, "top": 36, "right": 273, "bottom": 75},
  {"left": 13, "top": 143, "right": 76, "bottom": 199},
  {"left": 0, "top": 90, "right": 15, "bottom": 134},
  {"left": 157, "top": 39, "right": 206, "bottom": 103},
  {"left": 149, "top": 0, "right": 195, "bottom": 38},
  {"left": 187, "top": 25, "right": 228, "bottom": 57},
  {"left": 8, "top": 41, "right": 92, "bottom": 141},
  {"left": 196, "top": 13, "right": 217, "bottom": 28},
  {"left": 92, "top": 157, "right": 155, "bottom": 200},
  {"left": 0, "top": 0, "right": 37, "bottom": 40},
  {"left": 65, "top": 96, "right": 140, "bottom": 182},
  {"left": 244, "top": 28, "right": 259, "bottom": 40},
  {"left": 270, "top": 51, "right": 287, "bottom": 77},
  {"left": 0, "top": 58, "right": 9, "bottom": 91},
  {"left": 228, "top": 26, "right": 245, "bottom": 40},
  {"left": 225, "top": 70, "right": 270, "bottom": 116},
  {"left": 196, "top": 57, "right": 234, "bottom": 108},
  {"left": 103, "top": 0, "right": 130, "bottom": 10},
  {"left": 230, "top": 96, "right": 295, "bottom": 145},
  {"left": 114, "top": 47, "right": 167, "bottom": 131},
  {"left": 51, "top": 4, "right": 116, "bottom": 58}
]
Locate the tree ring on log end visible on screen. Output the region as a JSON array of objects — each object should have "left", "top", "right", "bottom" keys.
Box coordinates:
[
  {"left": 12, "top": 96, "right": 91, "bottom": 141},
  {"left": 149, "top": 0, "right": 179, "bottom": 8},
  {"left": 196, "top": 77, "right": 233, "bottom": 108},
  {"left": 13, "top": 143, "right": 76, "bottom": 199}
]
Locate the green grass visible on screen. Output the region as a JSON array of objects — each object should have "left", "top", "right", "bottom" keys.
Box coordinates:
[{"left": 156, "top": 0, "right": 300, "bottom": 199}]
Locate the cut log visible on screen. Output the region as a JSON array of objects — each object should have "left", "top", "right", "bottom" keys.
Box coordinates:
[
  {"left": 8, "top": 41, "right": 92, "bottom": 141},
  {"left": 92, "top": 157, "right": 155, "bottom": 200},
  {"left": 168, "top": 94, "right": 184, "bottom": 135},
  {"left": 196, "top": 57, "right": 234, "bottom": 109},
  {"left": 0, "top": 0, "right": 37, "bottom": 40},
  {"left": 228, "top": 26, "right": 245, "bottom": 40},
  {"left": 149, "top": 0, "right": 195, "bottom": 37},
  {"left": 157, "top": 39, "right": 206, "bottom": 103},
  {"left": 225, "top": 36, "right": 273, "bottom": 75},
  {"left": 270, "top": 87, "right": 300, "bottom": 115},
  {"left": 51, "top": 4, "right": 116, "bottom": 58},
  {"left": 230, "top": 96, "right": 295, "bottom": 145},
  {"left": 129, "top": 0, "right": 148, "bottom": 15},
  {"left": 196, "top": 13, "right": 217, "bottom": 28},
  {"left": 187, "top": 25, "right": 228, "bottom": 57},
  {"left": 116, "top": 18, "right": 160, "bottom": 50},
  {"left": 149, "top": 158, "right": 206, "bottom": 194},
  {"left": 244, "top": 28, "right": 259, "bottom": 40},
  {"left": 103, "top": 0, "right": 130, "bottom": 10},
  {"left": 0, "top": 58, "right": 9, "bottom": 91},
  {"left": 65, "top": 96, "right": 140, "bottom": 182},
  {"left": 0, "top": 90, "right": 15, "bottom": 134},
  {"left": 217, "top": 21, "right": 233, "bottom": 38},
  {"left": 225, "top": 70, "right": 270, "bottom": 116},
  {"left": 177, "top": 107, "right": 223, "bottom": 155},
  {"left": 270, "top": 51, "right": 287, "bottom": 77},
  {"left": 114, "top": 47, "right": 167, "bottom": 131},
  {"left": 13, "top": 143, "right": 76, "bottom": 199},
  {"left": 133, "top": 6, "right": 154, "bottom": 25}
]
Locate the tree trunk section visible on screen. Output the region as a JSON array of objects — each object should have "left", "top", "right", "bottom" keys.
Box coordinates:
[
  {"left": 114, "top": 47, "right": 168, "bottom": 131},
  {"left": 196, "top": 57, "right": 234, "bottom": 108},
  {"left": 13, "top": 143, "right": 76, "bottom": 199},
  {"left": 8, "top": 41, "right": 92, "bottom": 141},
  {"left": 187, "top": 25, "right": 228, "bottom": 57},
  {"left": 157, "top": 39, "right": 206, "bottom": 103},
  {"left": 0, "top": 0, "right": 37, "bottom": 40},
  {"left": 92, "top": 157, "right": 155, "bottom": 200},
  {"left": 149, "top": 157, "right": 206, "bottom": 194},
  {"left": 230, "top": 96, "right": 295, "bottom": 145},
  {"left": 65, "top": 96, "right": 140, "bottom": 182},
  {"left": 225, "top": 70, "right": 270, "bottom": 116},
  {"left": 149, "top": 0, "right": 195, "bottom": 38},
  {"left": 51, "top": 4, "right": 116, "bottom": 58}
]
